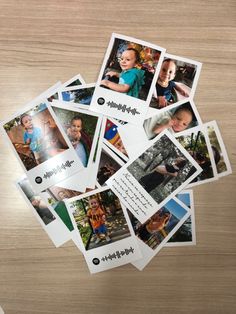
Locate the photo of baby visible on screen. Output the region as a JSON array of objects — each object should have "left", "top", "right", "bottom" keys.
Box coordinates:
[
  {"left": 51, "top": 106, "right": 99, "bottom": 167},
  {"left": 149, "top": 55, "right": 201, "bottom": 109},
  {"left": 3, "top": 104, "right": 69, "bottom": 170},
  {"left": 144, "top": 102, "right": 200, "bottom": 140},
  {"left": 70, "top": 189, "right": 131, "bottom": 250},
  {"left": 100, "top": 37, "right": 162, "bottom": 101}
]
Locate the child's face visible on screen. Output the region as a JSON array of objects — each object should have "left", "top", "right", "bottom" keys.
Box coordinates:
[
  {"left": 58, "top": 191, "right": 68, "bottom": 200},
  {"left": 71, "top": 119, "right": 82, "bottom": 133},
  {"left": 119, "top": 50, "right": 137, "bottom": 71},
  {"left": 31, "top": 198, "right": 40, "bottom": 207},
  {"left": 89, "top": 198, "right": 99, "bottom": 210},
  {"left": 22, "top": 115, "right": 33, "bottom": 129},
  {"left": 159, "top": 61, "right": 176, "bottom": 83},
  {"left": 172, "top": 110, "right": 193, "bottom": 132},
  {"left": 50, "top": 137, "right": 59, "bottom": 147}
]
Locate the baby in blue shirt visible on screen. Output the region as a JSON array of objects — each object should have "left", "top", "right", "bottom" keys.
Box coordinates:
[
  {"left": 101, "top": 48, "right": 145, "bottom": 99},
  {"left": 20, "top": 113, "right": 43, "bottom": 164},
  {"left": 156, "top": 59, "right": 189, "bottom": 108}
]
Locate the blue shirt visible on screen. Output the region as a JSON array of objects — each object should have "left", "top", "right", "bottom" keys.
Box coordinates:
[
  {"left": 119, "top": 68, "right": 145, "bottom": 98},
  {"left": 23, "top": 127, "right": 42, "bottom": 152},
  {"left": 156, "top": 81, "right": 176, "bottom": 101}
]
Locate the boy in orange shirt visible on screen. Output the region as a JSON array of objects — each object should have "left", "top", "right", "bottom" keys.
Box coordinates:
[{"left": 87, "top": 196, "right": 111, "bottom": 244}]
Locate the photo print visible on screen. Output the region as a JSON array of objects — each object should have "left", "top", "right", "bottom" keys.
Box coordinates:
[
  {"left": 148, "top": 53, "right": 202, "bottom": 111},
  {"left": 90, "top": 33, "right": 166, "bottom": 125},
  {"left": 62, "top": 73, "right": 86, "bottom": 89},
  {"left": 107, "top": 130, "right": 202, "bottom": 223},
  {"left": 1, "top": 98, "right": 83, "bottom": 193},
  {"left": 130, "top": 196, "right": 190, "bottom": 270},
  {"left": 205, "top": 121, "right": 232, "bottom": 178},
  {"left": 103, "top": 117, "right": 129, "bottom": 162},
  {"left": 116, "top": 122, "right": 149, "bottom": 160},
  {"left": 144, "top": 100, "right": 202, "bottom": 139},
  {"left": 166, "top": 190, "right": 196, "bottom": 246},
  {"left": 17, "top": 176, "right": 71, "bottom": 247},
  {"left": 175, "top": 125, "right": 218, "bottom": 187},
  {"left": 40, "top": 185, "right": 95, "bottom": 251},
  {"left": 96, "top": 144, "right": 125, "bottom": 187},
  {"left": 117, "top": 99, "right": 203, "bottom": 159},
  {"left": 58, "top": 83, "right": 95, "bottom": 108},
  {"left": 65, "top": 186, "right": 142, "bottom": 273},
  {"left": 46, "top": 81, "right": 62, "bottom": 103},
  {"left": 50, "top": 101, "right": 103, "bottom": 169},
  {"left": 48, "top": 74, "right": 85, "bottom": 103},
  {"left": 81, "top": 116, "right": 106, "bottom": 189}
]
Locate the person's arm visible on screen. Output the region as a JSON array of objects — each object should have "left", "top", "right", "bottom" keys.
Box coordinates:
[
  {"left": 167, "top": 171, "right": 178, "bottom": 177},
  {"left": 152, "top": 119, "right": 174, "bottom": 135},
  {"left": 155, "top": 165, "right": 178, "bottom": 177},
  {"left": 100, "top": 80, "right": 130, "bottom": 93},
  {"left": 174, "top": 84, "right": 189, "bottom": 97},
  {"left": 157, "top": 96, "right": 168, "bottom": 108},
  {"left": 154, "top": 165, "right": 168, "bottom": 174},
  {"left": 23, "top": 133, "right": 31, "bottom": 144}
]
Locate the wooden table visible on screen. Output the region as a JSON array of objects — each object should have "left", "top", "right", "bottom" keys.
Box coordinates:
[{"left": 0, "top": 1, "right": 235, "bottom": 313}]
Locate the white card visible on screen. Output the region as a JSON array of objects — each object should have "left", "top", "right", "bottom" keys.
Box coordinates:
[
  {"left": 204, "top": 120, "right": 232, "bottom": 178},
  {"left": 175, "top": 125, "right": 218, "bottom": 187},
  {"left": 103, "top": 117, "right": 129, "bottom": 161},
  {"left": 17, "top": 176, "right": 71, "bottom": 247},
  {"left": 90, "top": 33, "right": 166, "bottom": 125},
  {"left": 51, "top": 100, "right": 103, "bottom": 170},
  {"left": 58, "top": 83, "right": 95, "bottom": 109},
  {"left": 65, "top": 186, "right": 142, "bottom": 273},
  {"left": 148, "top": 52, "right": 202, "bottom": 113},
  {"left": 166, "top": 189, "right": 196, "bottom": 246},
  {"left": 131, "top": 196, "right": 190, "bottom": 270},
  {"left": 39, "top": 186, "right": 96, "bottom": 251},
  {"left": 118, "top": 99, "right": 203, "bottom": 159},
  {"left": 96, "top": 143, "right": 125, "bottom": 187},
  {"left": 107, "top": 130, "right": 202, "bottom": 224},
  {"left": 1, "top": 88, "right": 84, "bottom": 193}
]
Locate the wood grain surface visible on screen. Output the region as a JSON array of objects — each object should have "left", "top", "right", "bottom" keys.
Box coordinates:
[{"left": 0, "top": 1, "right": 235, "bottom": 313}]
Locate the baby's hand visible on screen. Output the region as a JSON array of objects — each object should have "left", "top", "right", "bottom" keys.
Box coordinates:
[
  {"left": 106, "top": 71, "right": 118, "bottom": 77},
  {"left": 72, "top": 130, "right": 81, "bottom": 141},
  {"left": 158, "top": 96, "right": 167, "bottom": 108},
  {"left": 168, "top": 119, "right": 175, "bottom": 128}
]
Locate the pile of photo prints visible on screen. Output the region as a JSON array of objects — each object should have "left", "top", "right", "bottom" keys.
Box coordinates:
[{"left": 1, "top": 33, "right": 232, "bottom": 273}]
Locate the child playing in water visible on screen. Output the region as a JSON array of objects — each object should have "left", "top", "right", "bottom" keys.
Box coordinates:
[
  {"left": 156, "top": 59, "right": 189, "bottom": 108},
  {"left": 144, "top": 103, "right": 195, "bottom": 140},
  {"left": 20, "top": 113, "right": 43, "bottom": 164},
  {"left": 101, "top": 48, "right": 145, "bottom": 99},
  {"left": 67, "top": 115, "right": 88, "bottom": 167},
  {"left": 86, "top": 196, "right": 111, "bottom": 244}
]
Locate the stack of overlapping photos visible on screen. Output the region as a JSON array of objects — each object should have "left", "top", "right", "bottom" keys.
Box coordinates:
[{"left": 0, "top": 33, "right": 232, "bottom": 273}]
